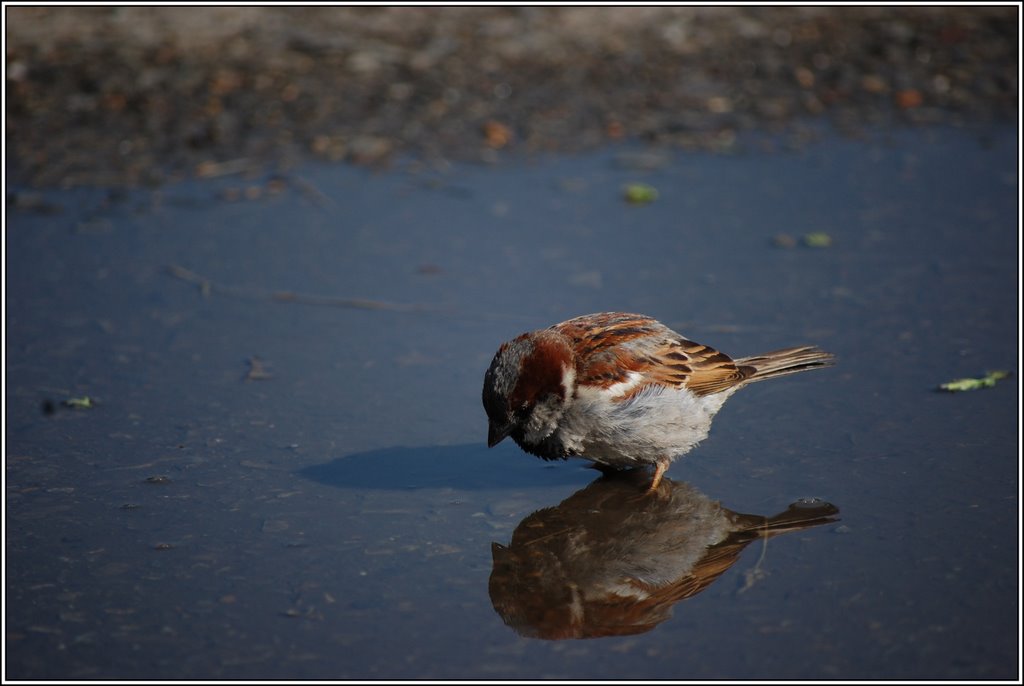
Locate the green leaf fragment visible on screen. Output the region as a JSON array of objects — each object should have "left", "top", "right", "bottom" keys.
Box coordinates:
[
  {"left": 939, "top": 370, "right": 1010, "bottom": 392},
  {"left": 63, "top": 396, "right": 94, "bottom": 409},
  {"left": 623, "top": 183, "right": 658, "bottom": 204},
  {"left": 802, "top": 232, "right": 832, "bottom": 247}
]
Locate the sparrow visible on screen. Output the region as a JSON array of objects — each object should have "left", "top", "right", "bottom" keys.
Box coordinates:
[
  {"left": 489, "top": 470, "right": 839, "bottom": 639},
  {"left": 482, "top": 312, "right": 834, "bottom": 491}
]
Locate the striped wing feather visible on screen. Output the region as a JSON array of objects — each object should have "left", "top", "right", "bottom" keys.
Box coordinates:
[{"left": 551, "top": 312, "right": 754, "bottom": 398}]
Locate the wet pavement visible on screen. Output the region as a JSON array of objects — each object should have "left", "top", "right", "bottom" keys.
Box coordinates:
[{"left": 5, "top": 120, "right": 1018, "bottom": 679}]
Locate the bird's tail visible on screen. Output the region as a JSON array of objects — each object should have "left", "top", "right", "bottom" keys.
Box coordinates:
[
  {"left": 735, "top": 346, "right": 835, "bottom": 383},
  {"left": 732, "top": 499, "right": 841, "bottom": 538}
]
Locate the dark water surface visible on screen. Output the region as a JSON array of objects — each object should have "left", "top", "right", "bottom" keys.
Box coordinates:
[{"left": 5, "top": 125, "right": 1019, "bottom": 679}]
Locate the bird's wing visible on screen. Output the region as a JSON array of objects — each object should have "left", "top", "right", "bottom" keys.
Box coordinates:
[{"left": 552, "top": 312, "right": 753, "bottom": 398}]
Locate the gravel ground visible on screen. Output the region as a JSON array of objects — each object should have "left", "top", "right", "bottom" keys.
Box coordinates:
[{"left": 5, "top": 6, "right": 1018, "bottom": 187}]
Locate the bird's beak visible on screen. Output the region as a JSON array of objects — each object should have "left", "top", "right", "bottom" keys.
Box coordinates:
[{"left": 487, "top": 420, "right": 512, "bottom": 448}]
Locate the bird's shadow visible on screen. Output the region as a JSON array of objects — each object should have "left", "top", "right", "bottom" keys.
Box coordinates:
[{"left": 296, "top": 441, "right": 596, "bottom": 491}]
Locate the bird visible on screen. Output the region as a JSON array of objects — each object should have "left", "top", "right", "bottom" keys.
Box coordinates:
[
  {"left": 482, "top": 312, "right": 834, "bottom": 492},
  {"left": 489, "top": 470, "right": 840, "bottom": 639}
]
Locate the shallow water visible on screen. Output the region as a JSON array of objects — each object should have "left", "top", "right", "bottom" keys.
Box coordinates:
[{"left": 5, "top": 125, "right": 1019, "bottom": 679}]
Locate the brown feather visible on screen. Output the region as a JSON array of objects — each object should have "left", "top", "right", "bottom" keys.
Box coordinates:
[
  {"left": 550, "top": 312, "right": 753, "bottom": 398},
  {"left": 734, "top": 346, "right": 835, "bottom": 383},
  {"left": 548, "top": 313, "right": 834, "bottom": 399}
]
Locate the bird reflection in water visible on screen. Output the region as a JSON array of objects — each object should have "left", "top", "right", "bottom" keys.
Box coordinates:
[{"left": 488, "top": 470, "right": 839, "bottom": 640}]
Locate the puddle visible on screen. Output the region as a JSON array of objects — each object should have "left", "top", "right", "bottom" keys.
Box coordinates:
[{"left": 5, "top": 125, "right": 1018, "bottom": 679}]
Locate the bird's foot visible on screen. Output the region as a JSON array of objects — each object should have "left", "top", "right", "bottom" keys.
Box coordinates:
[
  {"left": 626, "top": 461, "right": 669, "bottom": 501},
  {"left": 647, "top": 460, "right": 669, "bottom": 492}
]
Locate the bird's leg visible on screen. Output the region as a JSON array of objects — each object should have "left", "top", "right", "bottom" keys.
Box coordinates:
[{"left": 645, "top": 459, "right": 669, "bottom": 495}]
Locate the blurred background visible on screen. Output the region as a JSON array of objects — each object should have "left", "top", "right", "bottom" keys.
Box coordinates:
[{"left": 6, "top": 6, "right": 1017, "bottom": 185}]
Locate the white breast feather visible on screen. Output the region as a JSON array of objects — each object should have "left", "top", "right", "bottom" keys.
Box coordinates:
[{"left": 559, "top": 381, "right": 734, "bottom": 468}]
